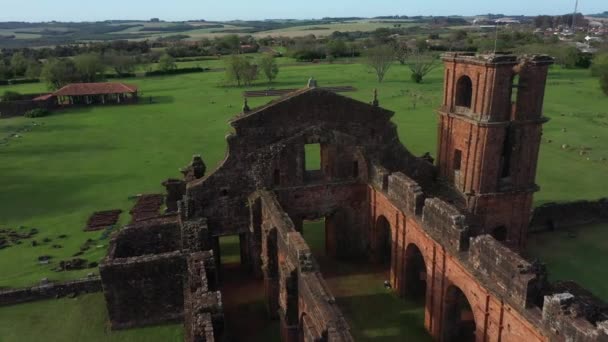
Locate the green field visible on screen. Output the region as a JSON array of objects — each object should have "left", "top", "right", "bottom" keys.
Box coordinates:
[
  {"left": 528, "top": 223, "right": 608, "bottom": 299},
  {"left": 0, "top": 293, "right": 183, "bottom": 342},
  {"left": 0, "top": 60, "right": 606, "bottom": 340}
]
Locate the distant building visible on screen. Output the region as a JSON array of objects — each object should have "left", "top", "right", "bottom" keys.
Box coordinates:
[{"left": 52, "top": 82, "right": 139, "bottom": 106}]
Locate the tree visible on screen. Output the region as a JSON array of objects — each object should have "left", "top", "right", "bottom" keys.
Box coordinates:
[
  {"left": 364, "top": 45, "right": 395, "bottom": 83},
  {"left": 25, "top": 60, "right": 42, "bottom": 79},
  {"left": 158, "top": 53, "right": 177, "bottom": 72},
  {"left": 406, "top": 49, "right": 439, "bottom": 83},
  {"left": 0, "top": 61, "right": 10, "bottom": 81},
  {"left": 74, "top": 53, "right": 106, "bottom": 82},
  {"left": 600, "top": 72, "right": 608, "bottom": 96},
  {"left": 258, "top": 54, "right": 279, "bottom": 83},
  {"left": 105, "top": 51, "right": 138, "bottom": 76},
  {"left": 225, "top": 55, "right": 257, "bottom": 86},
  {"left": 41, "top": 58, "right": 80, "bottom": 90},
  {"left": 394, "top": 41, "right": 408, "bottom": 65},
  {"left": 10, "top": 52, "right": 27, "bottom": 77},
  {"left": 591, "top": 53, "right": 608, "bottom": 77}
]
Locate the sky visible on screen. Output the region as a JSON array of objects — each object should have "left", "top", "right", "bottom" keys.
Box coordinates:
[{"left": 0, "top": 0, "right": 605, "bottom": 22}]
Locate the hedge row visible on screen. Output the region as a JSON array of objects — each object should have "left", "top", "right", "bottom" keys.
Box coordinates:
[
  {"left": 0, "top": 78, "right": 41, "bottom": 86},
  {"left": 144, "top": 67, "right": 209, "bottom": 77}
]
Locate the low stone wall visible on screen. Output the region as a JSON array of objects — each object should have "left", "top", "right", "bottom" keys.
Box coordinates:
[
  {"left": 0, "top": 276, "right": 101, "bottom": 307},
  {"left": 530, "top": 198, "right": 608, "bottom": 233}
]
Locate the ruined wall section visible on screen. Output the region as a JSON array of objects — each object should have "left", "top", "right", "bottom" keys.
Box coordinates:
[
  {"left": 256, "top": 190, "right": 353, "bottom": 341},
  {"left": 530, "top": 198, "right": 608, "bottom": 233},
  {"left": 371, "top": 161, "right": 607, "bottom": 341},
  {"left": 186, "top": 88, "right": 435, "bottom": 238},
  {"left": 543, "top": 292, "right": 608, "bottom": 342},
  {"left": 469, "top": 235, "right": 547, "bottom": 309},
  {"left": 100, "top": 215, "right": 187, "bottom": 329},
  {"left": 422, "top": 198, "right": 471, "bottom": 253},
  {"left": 183, "top": 251, "right": 224, "bottom": 342},
  {"left": 274, "top": 182, "right": 369, "bottom": 258}
]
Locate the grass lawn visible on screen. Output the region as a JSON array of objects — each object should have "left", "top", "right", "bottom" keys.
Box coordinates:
[
  {"left": 0, "top": 293, "right": 183, "bottom": 342},
  {"left": 303, "top": 220, "right": 431, "bottom": 341},
  {"left": 528, "top": 223, "right": 608, "bottom": 299}
]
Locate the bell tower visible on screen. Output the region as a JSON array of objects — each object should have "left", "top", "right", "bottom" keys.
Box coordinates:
[{"left": 436, "top": 53, "right": 554, "bottom": 249}]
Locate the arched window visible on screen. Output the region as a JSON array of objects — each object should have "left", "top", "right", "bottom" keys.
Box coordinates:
[
  {"left": 374, "top": 216, "right": 391, "bottom": 265},
  {"left": 455, "top": 76, "right": 473, "bottom": 108},
  {"left": 404, "top": 244, "right": 427, "bottom": 300},
  {"left": 443, "top": 285, "right": 477, "bottom": 342}
]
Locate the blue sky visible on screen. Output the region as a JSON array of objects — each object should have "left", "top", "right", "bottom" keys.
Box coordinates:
[{"left": 0, "top": 0, "right": 605, "bottom": 22}]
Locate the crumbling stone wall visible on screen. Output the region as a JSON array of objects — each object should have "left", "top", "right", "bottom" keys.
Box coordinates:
[
  {"left": 184, "top": 88, "right": 433, "bottom": 240},
  {"left": 370, "top": 166, "right": 607, "bottom": 342},
  {"left": 113, "top": 216, "right": 181, "bottom": 258},
  {"left": 0, "top": 276, "right": 101, "bottom": 306},
  {"left": 254, "top": 190, "right": 354, "bottom": 342},
  {"left": 183, "top": 251, "right": 224, "bottom": 342},
  {"left": 530, "top": 198, "right": 608, "bottom": 233},
  {"left": 100, "top": 216, "right": 187, "bottom": 329}
]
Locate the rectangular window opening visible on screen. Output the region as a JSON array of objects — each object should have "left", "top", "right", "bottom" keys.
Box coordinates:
[
  {"left": 353, "top": 161, "right": 359, "bottom": 178},
  {"left": 501, "top": 128, "right": 513, "bottom": 179},
  {"left": 305, "top": 143, "right": 321, "bottom": 171},
  {"left": 453, "top": 149, "right": 462, "bottom": 171}
]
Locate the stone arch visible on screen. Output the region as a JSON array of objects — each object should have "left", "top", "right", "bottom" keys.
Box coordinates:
[
  {"left": 403, "top": 243, "right": 427, "bottom": 300},
  {"left": 455, "top": 76, "right": 473, "bottom": 108},
  {"left": 373, "top": 215, "right": 391, "bottom": 265},
  {"left": 442, "top": 285, "right": 477, "bottom": 342}
]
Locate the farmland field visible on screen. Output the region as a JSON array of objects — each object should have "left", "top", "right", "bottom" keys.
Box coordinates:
[{"left": 0, "top": 59, "right": 607, "bottom": 341}]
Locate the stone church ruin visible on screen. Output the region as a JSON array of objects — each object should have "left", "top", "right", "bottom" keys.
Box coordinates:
[{"left": 100, "top": 53, "right": 608, "bottom": 341}]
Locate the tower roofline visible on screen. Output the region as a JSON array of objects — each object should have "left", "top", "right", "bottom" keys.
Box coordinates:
[{"left": 442, "top": 52, "right": 554, "bottom": 67}]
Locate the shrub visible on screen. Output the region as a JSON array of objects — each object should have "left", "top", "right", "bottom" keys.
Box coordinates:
[
  {"left": 144, "top": 67, "right": 207, "bottom": 77},
  {"left": 24, "top": 108, "right": 50, "bottom": 118},
  {"left": 8, "top": 78, "right": 40, "bottom": 85}
]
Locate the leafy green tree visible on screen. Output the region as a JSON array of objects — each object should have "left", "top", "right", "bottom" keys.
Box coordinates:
[
  {"left": 105, "top": 51, "right": 138, "bottom": 76},
  {"left": 601, "top": 72, "right": 608, "bottom": 96},
  {"left": 74, "top": 53, "right": 106, "bottom": 82},
  {"left": 591, "top": 53, "right": 608, "bottom": 77},
  {"left": 158, "top": 53, "right": 177, "bottom": 72},
  {"left": 258, "top": 54, "right": 279, "bottom": 83},
  {"left": 225, "top": 55, "right": 257, "bottom": 86},
  {"left": 364, "top": 45, "right": 395, "bottom": 83},
  {"left": 406, "top": 49, "right": 439, "bottom": 83},
  {"left": 25, "top": 60, "right": 42, "bottom": 79},
  {"left": 326, "top": 39, "right": 348, "bottom": 57},
  {"left": 0, "top": 61, "right": 10, "bottom": 80},
  {"left": 10, "top": 52, "right": 27, "bottom": 77},
  {"left": 41, "top": 58, "right": 80, "bottom": 90}
]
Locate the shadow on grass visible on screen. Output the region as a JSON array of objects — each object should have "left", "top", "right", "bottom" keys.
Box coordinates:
[{"left": 135, "top": 96, "right": 175, "bottom": 105}]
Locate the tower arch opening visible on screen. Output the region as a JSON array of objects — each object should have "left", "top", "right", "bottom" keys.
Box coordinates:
[{"left": 455, "top": 76, "right": 473, "bottom": 108}]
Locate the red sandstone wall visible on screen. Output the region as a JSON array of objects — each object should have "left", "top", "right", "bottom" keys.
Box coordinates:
[{"left": 370, "top": 188, "right": 548, "bottom": 342}]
